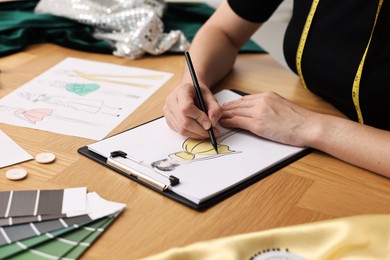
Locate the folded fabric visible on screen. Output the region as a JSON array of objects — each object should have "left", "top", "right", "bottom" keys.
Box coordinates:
[
  {"left": 34, "top": 0, "right": 190, "bottom": 59},
  {"left": 143, "top": 214, "right": 390, "bottom": 260},
  {"left": 162, "top": 2, "right": 264, "bottom": 53},
  {"left": 0, "top": 0, "right": 113, "bottom": 57},
  {"left": 0, "top": 1, "right": 265, "bottom": 58}
]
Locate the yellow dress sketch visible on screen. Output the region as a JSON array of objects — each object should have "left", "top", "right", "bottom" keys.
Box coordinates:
[{"left": 152, "top": 130, "right": 241, "bottom": 171}]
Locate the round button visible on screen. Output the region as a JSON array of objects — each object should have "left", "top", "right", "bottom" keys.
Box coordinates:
[
  {"left": 35, "top": 152, "right": 56, "bottom": 164},
  {"left": 5, "top": 168, "right": 28, "bottom": 180}
]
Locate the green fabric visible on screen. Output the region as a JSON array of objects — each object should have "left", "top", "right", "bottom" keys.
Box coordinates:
[
  {"left": 0, "top": 0, "right": 114, "bottom": 57},
  {"left": 163, "top": 2, "right": 264, "bottom": 53},
  {"left": 0, "top": 1, "right": 265, "bottom": 57}
]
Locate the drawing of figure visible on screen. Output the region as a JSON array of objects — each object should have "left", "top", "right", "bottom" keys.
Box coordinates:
[
  {"left": 152, "top": 130, "right": 241, "bottom": 171},
  {"left": 14, "top": 108, "right": 52, "bottom": 123},
  {"left": 36, "top": 79, "right": 141, "bottom": 99},
  {"left": 0, "top": 105, "right": 103, "bottom": 127},
  {"left": 55, "top": 70, "right": 165, "bottom": 88},
  {"left": 19, "top": 92, "right": 122, "bottom": 117}
]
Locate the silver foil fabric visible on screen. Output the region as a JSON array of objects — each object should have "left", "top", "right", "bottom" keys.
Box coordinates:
[{"left": 34, "top": 0, "right": 190, "bottom": 59}]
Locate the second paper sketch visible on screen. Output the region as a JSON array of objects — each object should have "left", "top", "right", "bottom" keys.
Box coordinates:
[{"left": 0, "top": 57, "right": 173, "bottom": 140}]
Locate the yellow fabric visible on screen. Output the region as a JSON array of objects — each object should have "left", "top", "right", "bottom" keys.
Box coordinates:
[{"left": 143, "top": 214, "right": 390, "bottom": 260}]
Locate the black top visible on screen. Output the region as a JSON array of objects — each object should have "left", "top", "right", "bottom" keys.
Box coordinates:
[{"left": 227, "top": 0, "right": 390, "bottom": 130}]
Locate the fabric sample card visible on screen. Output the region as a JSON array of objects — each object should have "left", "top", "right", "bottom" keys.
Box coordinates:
[
  {"left": 0, "top": 188, "right": 125, "bottom": 259},
  {"left": 8, "top": 191, "right": 37, "bottom": 217},
  {"left": 0, "top": 187, "right": 87, "bottom": 218},
  {"left": 0, "top": 214, "right": 66, "bottom": 227},
  {"left": 0, "top": 214, "right": 119, "bottom": 259},
  {"left": 12, "top": 215, "right": 117, "bottom": 259}
]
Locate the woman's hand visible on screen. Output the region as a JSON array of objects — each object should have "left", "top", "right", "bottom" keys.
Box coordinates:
[
  {"left": 220, "top": 91, "right": 318, "bottom": 147},
  {"left": 221, "top": 91, "right": 390, "bottom": 176},
  {"left": 163, "top": 83, "right": 223, "bottom": 139}
]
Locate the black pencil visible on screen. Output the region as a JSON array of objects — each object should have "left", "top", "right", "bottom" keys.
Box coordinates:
[{"left": 184, "top": 51, "right": 218, "bottom": 154}]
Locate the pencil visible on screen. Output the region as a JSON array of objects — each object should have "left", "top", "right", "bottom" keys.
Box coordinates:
[{"left": 184, "top": 51, "right": 219, "bottom": 154}]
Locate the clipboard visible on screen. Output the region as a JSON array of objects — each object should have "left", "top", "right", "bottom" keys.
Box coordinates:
[{"left": 78, "top": 90, "right": 311, "bottom": 211}]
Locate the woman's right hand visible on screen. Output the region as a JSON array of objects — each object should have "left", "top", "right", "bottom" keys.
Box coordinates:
[{"left": 163, "top": 83, "right": 223, "bottom": 139}]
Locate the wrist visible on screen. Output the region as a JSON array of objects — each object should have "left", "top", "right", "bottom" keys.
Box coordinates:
[{"left": 303, "top": 113, "right": 346, "bottom": 150}]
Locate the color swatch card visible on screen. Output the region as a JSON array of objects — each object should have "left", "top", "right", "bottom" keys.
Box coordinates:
[
  {"left": 0, "top": 187, "right": 125, "bottom": 259},
  {"left": 0, "top": 57, "right": 173, "bottom": 140},
  {"left": 7, "top": 214, "right": 118, "bottom": 260},
  {"left": 0, "top": 187, "right": 87, "bottom": 219}
]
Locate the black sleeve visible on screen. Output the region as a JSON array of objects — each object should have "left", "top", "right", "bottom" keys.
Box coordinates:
[{"left": 227, "top": 0, "right": 285, "bottom": 23}]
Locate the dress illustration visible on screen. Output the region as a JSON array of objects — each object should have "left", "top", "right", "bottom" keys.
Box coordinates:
[
  {"left": 14, "top": 108, "right": 52, "bottom": 123},
  {"left": 56, "top": 70, "right": 165, "bottom": 88},
  {"left": 0, "top": 105, "right": 102, "bottom": 127},
  {"left": 19, "top": 92, "right": 122, "bottom": 117},
  {"left": 36, "top": 79, "right": 141, "bottom": 99},
  {"left": 152, "top": 130, "right": 241, "bottom": 171}
]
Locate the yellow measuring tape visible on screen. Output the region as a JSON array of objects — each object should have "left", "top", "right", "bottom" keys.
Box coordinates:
[{"left": 296, "top": 0, "right": 383, "bottom": 124}]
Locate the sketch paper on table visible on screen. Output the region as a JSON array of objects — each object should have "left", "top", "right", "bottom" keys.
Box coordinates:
[
  {"left": 0, "top": 130, "right": 33, "bottom": 168},
  {"left": 87, "top": 90, "right": 306, "bottom": 204},
  {"left": 0, "top": 57, "right": 173, "bottom": 140}
]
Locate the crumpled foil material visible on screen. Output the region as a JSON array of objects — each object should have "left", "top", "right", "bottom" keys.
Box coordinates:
[{"left": 34, "top": 0, "right": 190, "bottom": 59}]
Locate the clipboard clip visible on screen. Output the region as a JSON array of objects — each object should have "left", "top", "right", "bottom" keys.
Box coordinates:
[{"left": 107, "top": 150, "right": 180, "bottom": 191}]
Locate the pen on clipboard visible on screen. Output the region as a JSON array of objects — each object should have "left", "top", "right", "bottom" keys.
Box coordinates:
[{"left": 184, "top": 51, "right": 218, "bottom": 154}]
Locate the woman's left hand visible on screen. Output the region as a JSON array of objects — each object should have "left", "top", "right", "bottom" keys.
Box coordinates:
[{"left": 220, "top": 91, "right": 319, "bottom": 147}]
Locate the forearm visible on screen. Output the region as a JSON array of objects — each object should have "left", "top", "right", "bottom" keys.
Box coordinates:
[
  {"left": 181, "top": 25, "right": 239, "bottom": 88},
  {"left": 180, "top": 0, "right": 262, "bottom": 88},
  {"left": 306, "top": 114, "right": 390, "bottom": 177}
]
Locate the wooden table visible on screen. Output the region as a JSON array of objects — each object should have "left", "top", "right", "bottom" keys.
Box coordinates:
[{"left": 0, "top": 44, "right": 389, "bottom": 259}]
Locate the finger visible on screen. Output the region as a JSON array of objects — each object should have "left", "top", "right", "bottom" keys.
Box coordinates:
[
  {"left": 165, "top": 84, "right": 210, "bottom": 137},
  {"left": 222, "top": 105, "right": 254, "bottom": 119},
  {"left": 172, "top": 94, "right": 211, "bottom": 137},
  {"left": 219, "top": 115, "right": 254, "bottom": 132},
  {"left": 202, "top": 95, "right": 223, "bottom": 127},
  {"left": 220, "top": 115, "right": 267, "bottom": 138},
  {"left": 165, "top": 104, "right": 208, "bottom": 139},
  {"left": 222, "top": 95, "right": 250, "bottom": 108},
  {"left": 166, "top": 102, "right": 207, "bottom": 138},
  {"left": 178, "top": 96, "right": 212, "bottom": 131}
]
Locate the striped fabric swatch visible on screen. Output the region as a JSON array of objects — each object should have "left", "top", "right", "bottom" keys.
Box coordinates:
[
  {"left": 1, "top": 214, "right": 118, "bottom": 260},
  {"left": 0, "top": 214, "right": 66, "bottom": 227},
  {"left": 0, "top": 215, "right": 93, "bottom": 246},
  {"left": 0, "top": 188, "right": 87, "bottom": 218},
  {"left": 0, "top": 188, "right": 125, "bottom": 260},
  {"left": 0, "top": 224, "right": 75, "bottom": 259},
  {"left": 0, "top": 192, "right": 125, "bottom": 246}
]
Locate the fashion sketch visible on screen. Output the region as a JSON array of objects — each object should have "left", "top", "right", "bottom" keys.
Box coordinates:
[
  {"left": 0, "top": 105, "right": 103, "bottom": 127},
  {"left": 55, "top": 70, "right": 166, "bottom": 88},
  {"left": 19, "top": 92, "right": 122, "bottom": 117},
  {"left": 151, "top": 130, "right": 242, "bottom": 171}
]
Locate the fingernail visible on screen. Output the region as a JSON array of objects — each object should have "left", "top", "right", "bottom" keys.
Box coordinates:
[{"left": 201, "top": 120, "right": 211, "bottom": 130}]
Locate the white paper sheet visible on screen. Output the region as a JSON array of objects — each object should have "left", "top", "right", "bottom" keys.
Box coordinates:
[
  {"left": 86, "top": 192, "right": 126, "bottom": 220},
  {"left": 87, "top": 90, "right": 307, "bottom": 204},
  {"left": 62, "top": 187, "right": 88, "bottom": 216},
  {"left": 0, "top": 57, "right": 173, "bottom": 140},
  {"left": 0, "top": 130, "right": 33, "bottom": 168}
]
